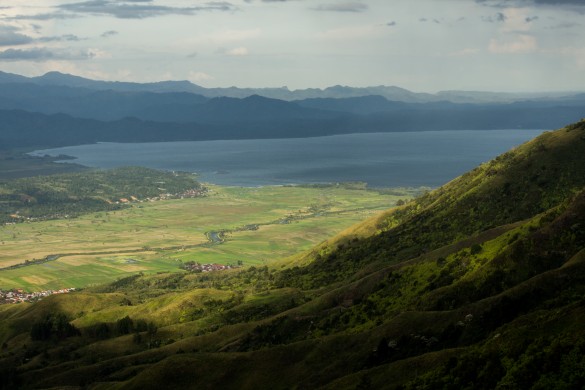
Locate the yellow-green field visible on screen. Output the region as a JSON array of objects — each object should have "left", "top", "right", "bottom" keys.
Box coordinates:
[{"left": 0, "top": 184, "right": 416, "bottom": 291}]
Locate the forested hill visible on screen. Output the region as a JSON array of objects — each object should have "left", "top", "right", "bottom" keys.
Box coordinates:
[
  {"left": 0, "top": 121, "right": 584, "bottom": 389},
  {"left": 0, "top": 167, "right": 203, "bottom": 223}
]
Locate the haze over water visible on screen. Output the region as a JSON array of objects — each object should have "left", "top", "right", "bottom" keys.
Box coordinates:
[{"left": 33, "top": 130, "right": 545, "bottom": 188}]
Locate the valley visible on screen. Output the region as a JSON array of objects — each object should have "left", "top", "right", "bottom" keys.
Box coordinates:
[
  {"left": 0, "top": 183, "right": 416, "bottom": 291},
  {"left": 0, "top": 120, "right": 583, "bottom": 389},
  {"left": 1, "top": 0, "right": 583, "bottom": 386}
]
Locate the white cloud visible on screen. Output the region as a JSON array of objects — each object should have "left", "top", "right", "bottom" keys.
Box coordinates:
[
  {"left": 500, "top": 7, "right": 533, "bottom": 32},
  {"left": 489, "top": 34, "right": 537, "bottom": 53},
  {"left": 226, "top": 46, "right": 249, "bottom": 56},
  {"left": 189, "top": 71, "right": 214, "bottom": 82},
  {"left": 86, "top": 48, "right": 111, "bottom": 59}
]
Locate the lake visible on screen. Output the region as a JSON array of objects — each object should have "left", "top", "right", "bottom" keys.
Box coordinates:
[{"left": 31, "top": 130, "right": 545, "bottom": 188}]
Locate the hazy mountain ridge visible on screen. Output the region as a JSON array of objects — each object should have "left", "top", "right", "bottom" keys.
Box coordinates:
[
  {"left": 2, "top": 70, "right": 583, "bottom": 103},
  {"left": 1, "top": 71, "right": 584, "bottom": 150},
  {"left": 0, "top": 120, "right": 584, "bottom": 389},
  {"left": 0, "top": 71, "right": 583, "bottom": 151}
]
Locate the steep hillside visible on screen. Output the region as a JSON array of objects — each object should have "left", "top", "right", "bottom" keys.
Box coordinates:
[{"left": 0, "top": 121, "right": 584, "bottom": 389}]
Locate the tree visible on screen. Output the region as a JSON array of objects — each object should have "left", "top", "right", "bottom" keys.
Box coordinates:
[
  {"left": 470, "top": 243, "right": 483, "bottom": 255},
  {"left": 116, "top": 316, "right": 133, "bottom": 335}
]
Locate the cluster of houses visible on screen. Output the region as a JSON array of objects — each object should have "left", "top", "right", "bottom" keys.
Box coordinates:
[
  {"left": 181, "top": 261, "right": 241, "bottom": 273},
  {"left": 4, "top": 187, "right": 209, "bottom": 225},
  {"left": 6, "top": 212, "right": 70, "bottom": 223},
  {"left": 0, "top": 287, "right": 75, "bottom": 304},
  {"left": 115, "top": 187, "right": 208, "bottom": 204}
]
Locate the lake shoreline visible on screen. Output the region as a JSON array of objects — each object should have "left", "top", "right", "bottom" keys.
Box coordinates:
[{"left": 30, "top": 130, "right": 546, "bottom": 188}]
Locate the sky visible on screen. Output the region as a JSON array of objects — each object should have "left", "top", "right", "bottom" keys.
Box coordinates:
[{"left": 0, "top": 0, "right": 584, "bottom": 92}]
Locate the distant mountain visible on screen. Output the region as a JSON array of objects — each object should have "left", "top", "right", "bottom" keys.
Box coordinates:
[
  {"left": 1, "top": 120, "right": 584, "bottom": 389},
  {"left": 0, "top": 83, "right": 209, "bottom": 121},
  {"left": 0, "top": 70, "right": 583, "bottom": 151},
  {"left": 187, "top": 95, "right": 342, "bottom": 123},
  {"left": 0, "top": 107, "right": 352, "bottom": 150},
  {"left": 295, "top": 95, "right": 409, "bottom": 115},
  {"left": 2, "top": 70, "right": 582, "bottom": 103},
  {"left": 435, "top": 89, "right": 585, "bottom": 104},
  {"left": 1, "top": 92, "right": 584, "bottom": 150},
  {"left": 0, "top": 110, "right": 215, "bottom": 149},
  {"left": 0, "top": 71, "right": 28, "bottom": 84}
]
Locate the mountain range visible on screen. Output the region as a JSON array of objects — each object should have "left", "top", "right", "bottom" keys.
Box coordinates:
[
  {"left": 0, "top": 119, "right": 583, "bottom": 389},
  {"left": 1, "top": 70, "right": 582, "bottom": 103},
  {"left": 0, "top": 71, "right": 584, "bottom": 150}
]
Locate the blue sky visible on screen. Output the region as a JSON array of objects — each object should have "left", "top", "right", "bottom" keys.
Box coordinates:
[{"left": 0, "top": 0, "right": 584, "bottom": 92}]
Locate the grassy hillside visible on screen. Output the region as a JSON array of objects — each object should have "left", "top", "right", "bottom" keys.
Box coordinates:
[{"left": 0, "top": 120, "right": 584, "bottom": 389}]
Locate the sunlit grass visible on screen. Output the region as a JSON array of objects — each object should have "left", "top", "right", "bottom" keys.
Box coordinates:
[{"left": 0, "top": 184, "right": 416, "bottom": 290}]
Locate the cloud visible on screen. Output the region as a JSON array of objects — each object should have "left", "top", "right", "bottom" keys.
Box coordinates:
[
  {"left": 476, "top": 0, "right": 585, "bottom": 12},
  {"left": 0, "top": 48, "right": 59, "bottom": 61},
  {"left": 4, "top": 12, "right": 80, "bottom": 21},
  {"left": 86, "top": 48, "right": 111, "bottom": 59},
  {"left": 189, "top": 71, "right": 214, "bottom": 82},
  {"left": 419, "top": 17, "right": 441, "bottom": 24},
  {"left": 101, "top": 30, "right": 118, "bottom": 38},
  {"left": 546, "top": 21, "right": 580, "bottom": 29},
  {"left": 0, "top": 47, "right": 99, "bottom": 61},
  {"left": 489, "top": 34, "right": 537, "bottom": 53},
  {"left": 533, "top": 0, "right": 585, "bottom": 5},
  {"left": 225, "top": 47, "right": 249, "bottom": 56},
  {"left": 0, "top": 26, "right": 33, "bottom": 47},
  {"left": 482, "top": 12, "right": 507, "bottom": 22},
  {"left": 56, "top": 0, "right": 237, "bottom": 19},
  {"left": 312, "top": 2, "right": 368, "bottom": 12},
  {"left": 38, "top": 34, "right": 82, "bottom": 42}
]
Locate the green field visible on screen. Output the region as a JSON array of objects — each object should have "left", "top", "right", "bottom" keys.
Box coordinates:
[{"left": 0, "top": 184, "right": 417, "bottom": 291}]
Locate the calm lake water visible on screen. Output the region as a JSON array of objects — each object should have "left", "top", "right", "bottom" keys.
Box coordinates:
[{"left": 32, "top": 130, "right": 545, "bottom": 188}]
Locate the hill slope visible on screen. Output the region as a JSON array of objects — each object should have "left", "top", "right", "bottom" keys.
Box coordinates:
[{"left": 0, "top": 120, "right": 584, "bottom": 389}]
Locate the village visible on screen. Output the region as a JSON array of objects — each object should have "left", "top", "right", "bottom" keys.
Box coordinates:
[
  {"left": 114, "top": 187, "right": 208, "bottom": 204},
  {"left": 180, "top": 260, "right": 242, "bottom": 273},
  {"left": 0, "top": 287, "right": 76, "bottom": 304},
  {"left": 3, "top": 187, "right": 209, "bottom": 225}
]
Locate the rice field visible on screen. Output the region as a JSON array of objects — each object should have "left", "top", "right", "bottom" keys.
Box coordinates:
[{"left": 0, "top": 184, "right": 416, "bottom": 291}]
